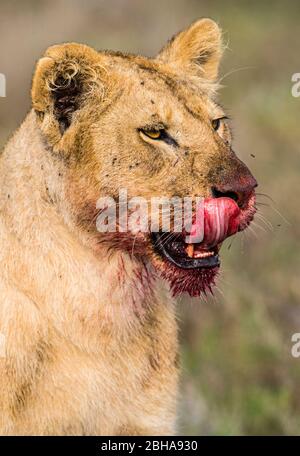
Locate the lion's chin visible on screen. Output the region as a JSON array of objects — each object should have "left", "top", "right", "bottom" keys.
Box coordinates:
[{"left": 155, "top": 258, "right": 219, "bottom": 297}]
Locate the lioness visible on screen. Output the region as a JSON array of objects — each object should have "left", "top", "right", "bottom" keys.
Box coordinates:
[{"left": 0, "top": 19, "right": 256, "bottom": 435}]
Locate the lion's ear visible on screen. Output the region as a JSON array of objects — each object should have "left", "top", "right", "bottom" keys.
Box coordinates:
[
  {"left": 32, "top": 43, "right": 104, "bottom": 135},
  {"left": 157, "top": 18, "right": 223, "bottom": 81}
]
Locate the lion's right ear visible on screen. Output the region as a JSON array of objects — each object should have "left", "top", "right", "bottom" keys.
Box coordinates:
[{"left": 32, "top": 43, "right": 105, "bottom": 136}]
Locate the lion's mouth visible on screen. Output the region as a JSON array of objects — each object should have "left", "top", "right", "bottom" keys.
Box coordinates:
[
  {"left": 151, "top": 195, "right": 256, "bottom": 296},
  {"left": 151, "top": 232, "right": 221, "bottom": 269},
  {"left": 152, "top": 195, "right": 242, "bottom": 271}
]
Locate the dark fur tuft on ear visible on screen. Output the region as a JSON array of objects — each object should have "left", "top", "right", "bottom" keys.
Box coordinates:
[
  {"left": 50, "top": 71, "right": 82, "bottom": 133},
  {"left": 32, "top": 43, "right": 105, "bottom": 136}
]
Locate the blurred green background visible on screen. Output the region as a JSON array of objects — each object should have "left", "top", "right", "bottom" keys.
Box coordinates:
[{"left": 1, "top": 0, "right": 300, "bottom": 435}]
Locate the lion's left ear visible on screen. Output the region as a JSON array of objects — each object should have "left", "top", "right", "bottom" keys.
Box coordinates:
[{"left": 156, "top": 18, "right": 223, "bottom": 81}]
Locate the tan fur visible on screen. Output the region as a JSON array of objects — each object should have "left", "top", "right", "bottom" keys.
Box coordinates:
[{"left": 0, "top": 19, "right": 243, "bottom": 435}]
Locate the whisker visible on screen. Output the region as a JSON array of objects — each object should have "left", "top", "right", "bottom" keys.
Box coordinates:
[
  {"left": 251, "top": 221, "right": 267, "bottom": 234},
  {"left": 268, "top": 204, "right": 291, "bottom": 225},
  {"left": 255, "top": 201, "right": 270, "bottom": 208},
  {"left": 218, "top": 66, "right": 255, "bottom": 84},
  {"left": 130, "top": 233, "right": 139, "bottom": 259},
  {"left": 152, "top": 231, "right": 179, "bottom": 249},
  {"left": 246, "top": 224, "right": 259, "bottom": 239},
  {"left": 255, "top": 212, "right": 274, "bottom": 231},
  {"left": 255, "top": 192, "right": 275, "bottom": 203}
]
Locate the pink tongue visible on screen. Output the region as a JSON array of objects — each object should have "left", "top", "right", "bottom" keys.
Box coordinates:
[{"left": 188, "top": 197, "right": 240, "bottom": 247}]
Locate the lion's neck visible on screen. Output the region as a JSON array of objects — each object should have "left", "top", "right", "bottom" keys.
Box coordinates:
[{"left": 0, "top": 112, "right": 164, "bottom": 349}]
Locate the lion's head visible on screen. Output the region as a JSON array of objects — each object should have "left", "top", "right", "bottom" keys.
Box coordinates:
[{"left": 31, "top": 19, "right": 257, "bottom": 297}]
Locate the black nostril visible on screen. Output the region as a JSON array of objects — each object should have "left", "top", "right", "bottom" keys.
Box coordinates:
[{"left": 211, "top": 187, "right": 240, "bottom": 204}]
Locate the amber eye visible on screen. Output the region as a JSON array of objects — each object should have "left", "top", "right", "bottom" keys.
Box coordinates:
[
  {"left": 212, "top": 118, "right": 221, "bottom": 131},
  {"left": 141, "top": 129, "right": 162, "bottom": 140}
]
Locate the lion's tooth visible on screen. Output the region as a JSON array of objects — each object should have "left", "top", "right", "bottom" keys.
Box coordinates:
[{"left": 186, "top": 244, "right": 194, "bottom": 258}]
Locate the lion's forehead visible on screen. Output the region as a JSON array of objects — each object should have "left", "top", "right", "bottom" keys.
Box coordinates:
[{"left": 104, "top": 54, "right": 222, "bottom": 121}]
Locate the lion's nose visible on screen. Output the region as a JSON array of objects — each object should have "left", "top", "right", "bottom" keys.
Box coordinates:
[{"left": 211, "top": 173, "right": 257, "bottom": 209}]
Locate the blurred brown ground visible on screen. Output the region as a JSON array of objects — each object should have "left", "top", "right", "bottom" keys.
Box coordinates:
[{"left": 0, "top": 0, "right": 300, "bottom": 435}]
